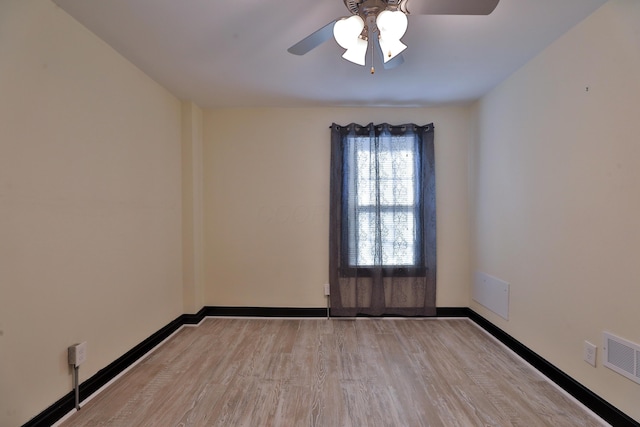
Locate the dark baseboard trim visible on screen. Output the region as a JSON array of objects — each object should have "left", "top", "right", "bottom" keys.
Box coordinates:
[
  {"left": 435, "top": 306, "right": 471, "bottom": 317},
  {"left": 181, "top": 307, "right": 208, "bottom": 324},
  {"left": 203, "top": 306, "right": 327, "bottom": 318},
  {"left": 23, "top": 306, "right": 638, "bottom": 427},
  {"left": 467, "top": 309, "right": 639, "bottom": 427}
]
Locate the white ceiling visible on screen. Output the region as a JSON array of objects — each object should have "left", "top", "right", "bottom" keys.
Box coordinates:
[{"left": 52, "top": 0, "right": 607, "bottom": 108}]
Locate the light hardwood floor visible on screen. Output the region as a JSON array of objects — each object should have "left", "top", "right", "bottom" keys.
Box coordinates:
[{"left": 59, "top": 318, "right": 606, "bottom": 426}]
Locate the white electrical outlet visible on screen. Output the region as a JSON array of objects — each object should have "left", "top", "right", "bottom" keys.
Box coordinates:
[
  {"left": 68, "top": 341, "right": 87, "bottom": 367},
  {"left": 583, "top": 341, "right": 597, "bottom": 367},
  {"left": 323, "top": 283, "right": 330, "bottom": 296}
]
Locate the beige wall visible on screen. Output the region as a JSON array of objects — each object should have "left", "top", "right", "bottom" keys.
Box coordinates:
[
  {"left": 203, "top": 107, "right": 472, "bottom": 308},
  {"left": 0, "top": 1, "right": 183, "bottom": 425},
  {"left": 471, "top": 0, "right": 640, "bottom": 421}
]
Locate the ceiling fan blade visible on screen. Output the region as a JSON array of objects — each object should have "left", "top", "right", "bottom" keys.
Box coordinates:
[
  {"left": 287, "top": 20, "right": 337, "bottom": 55},
  {"left": 406, "top": 0, "right": 499, "bottom": 15}
]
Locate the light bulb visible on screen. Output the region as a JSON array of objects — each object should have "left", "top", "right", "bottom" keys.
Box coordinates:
[
  {"left": 333, "top": 15, "right": 365, "bottom": 49},
  {"left": 376, "top": 10, "right": 408, "bottom": 40},
  {"left": 378, "top": 36, "right": 407, "bottom": 62},
  {"left": 341, "top": 36, "right": 368, "bottom": 66}
]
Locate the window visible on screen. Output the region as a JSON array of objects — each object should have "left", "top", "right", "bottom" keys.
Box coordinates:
[{"left": 343, "top": 133, "right": 422, "bottom": 268}]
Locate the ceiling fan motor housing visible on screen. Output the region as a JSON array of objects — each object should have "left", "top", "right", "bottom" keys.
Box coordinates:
[
  {"left": 344, "top": 0, "right": 401, "bottom": 37},
  {"left": 344, "top": 0, "right": 400, "bottom": 16},
  {"left": 344, "top": 0, "right": 360, "bottom": 15}
]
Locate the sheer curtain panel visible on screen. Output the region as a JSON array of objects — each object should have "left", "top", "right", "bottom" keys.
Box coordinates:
[{"left": 329, "top": 123, "right": 436, "bottom": 316}]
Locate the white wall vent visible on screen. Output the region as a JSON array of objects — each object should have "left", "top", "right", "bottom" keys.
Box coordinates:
[
  {"left": 473, "top": 271, "right": 509, "bottom": 320},
  {"left": 603, "top": 332, "right": 640, "bottom": 385}
]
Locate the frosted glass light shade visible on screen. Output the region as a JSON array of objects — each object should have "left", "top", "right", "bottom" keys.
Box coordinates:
[
  {"left": 376, "top": 10, "right": 408, "bottom": 40},
  {"left": 379, "top": 36, "right": 407, "bottom": 62},
  {"left": 341, "top": 36, "right": 368, "bottom": 66},
  {"left": 333, "top": 15, "right": 365, "bottom": 49}
]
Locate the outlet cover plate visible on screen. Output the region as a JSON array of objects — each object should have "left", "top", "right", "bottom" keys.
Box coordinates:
[
  {"left": 584, "top": 340, "right": 597, "bottom": 367},
  {"left": 69, "top": 341, "right": 87, "bottom": 367}
]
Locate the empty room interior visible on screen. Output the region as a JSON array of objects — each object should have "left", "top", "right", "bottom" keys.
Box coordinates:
[{"left": 2, "top": 0, "right": 640, "bottom": 425}]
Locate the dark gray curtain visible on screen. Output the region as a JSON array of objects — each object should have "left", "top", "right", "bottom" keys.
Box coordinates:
[{"left": 329, "top": 122, "right": 436, "bottom": 316}]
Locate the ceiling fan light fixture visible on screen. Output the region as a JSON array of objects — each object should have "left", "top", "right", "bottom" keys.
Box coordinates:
[
  {"left": 379, "top": 36, "right": 407, "bottom": 62},
  {"left": 376, "top": 10, "right": 408, "bottom": 40},
  {"left": 341, "top": 36, "right": 368, "bottom": 65},
  {"left": 333, "top": 15, "right": 365, "bottom": 49}
]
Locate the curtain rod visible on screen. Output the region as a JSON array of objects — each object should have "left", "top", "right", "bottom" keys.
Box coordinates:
[{"left": 329, "top": 123, "right": 433, "bottom": 130}]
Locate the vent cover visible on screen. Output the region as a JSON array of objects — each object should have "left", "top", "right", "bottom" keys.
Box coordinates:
[{"left": 603, "top": 332, "right": 640, "bottom": 385}]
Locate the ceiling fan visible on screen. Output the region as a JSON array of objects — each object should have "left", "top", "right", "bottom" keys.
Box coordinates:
[{"left": 288, "top": 0, "right": 499, "bottom": 72}]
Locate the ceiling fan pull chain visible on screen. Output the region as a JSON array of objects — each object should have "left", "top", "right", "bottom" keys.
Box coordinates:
[
  {"left": 370, "top": 35, "right": 375, "bottom": 74},
  {"left": 367, "top": 13, "right": 377, "bottom": 75}
]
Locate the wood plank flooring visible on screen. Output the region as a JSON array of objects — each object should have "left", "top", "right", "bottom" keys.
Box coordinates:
[{"left": 59, "top": 318, "right": 606, "bottom": 426}]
